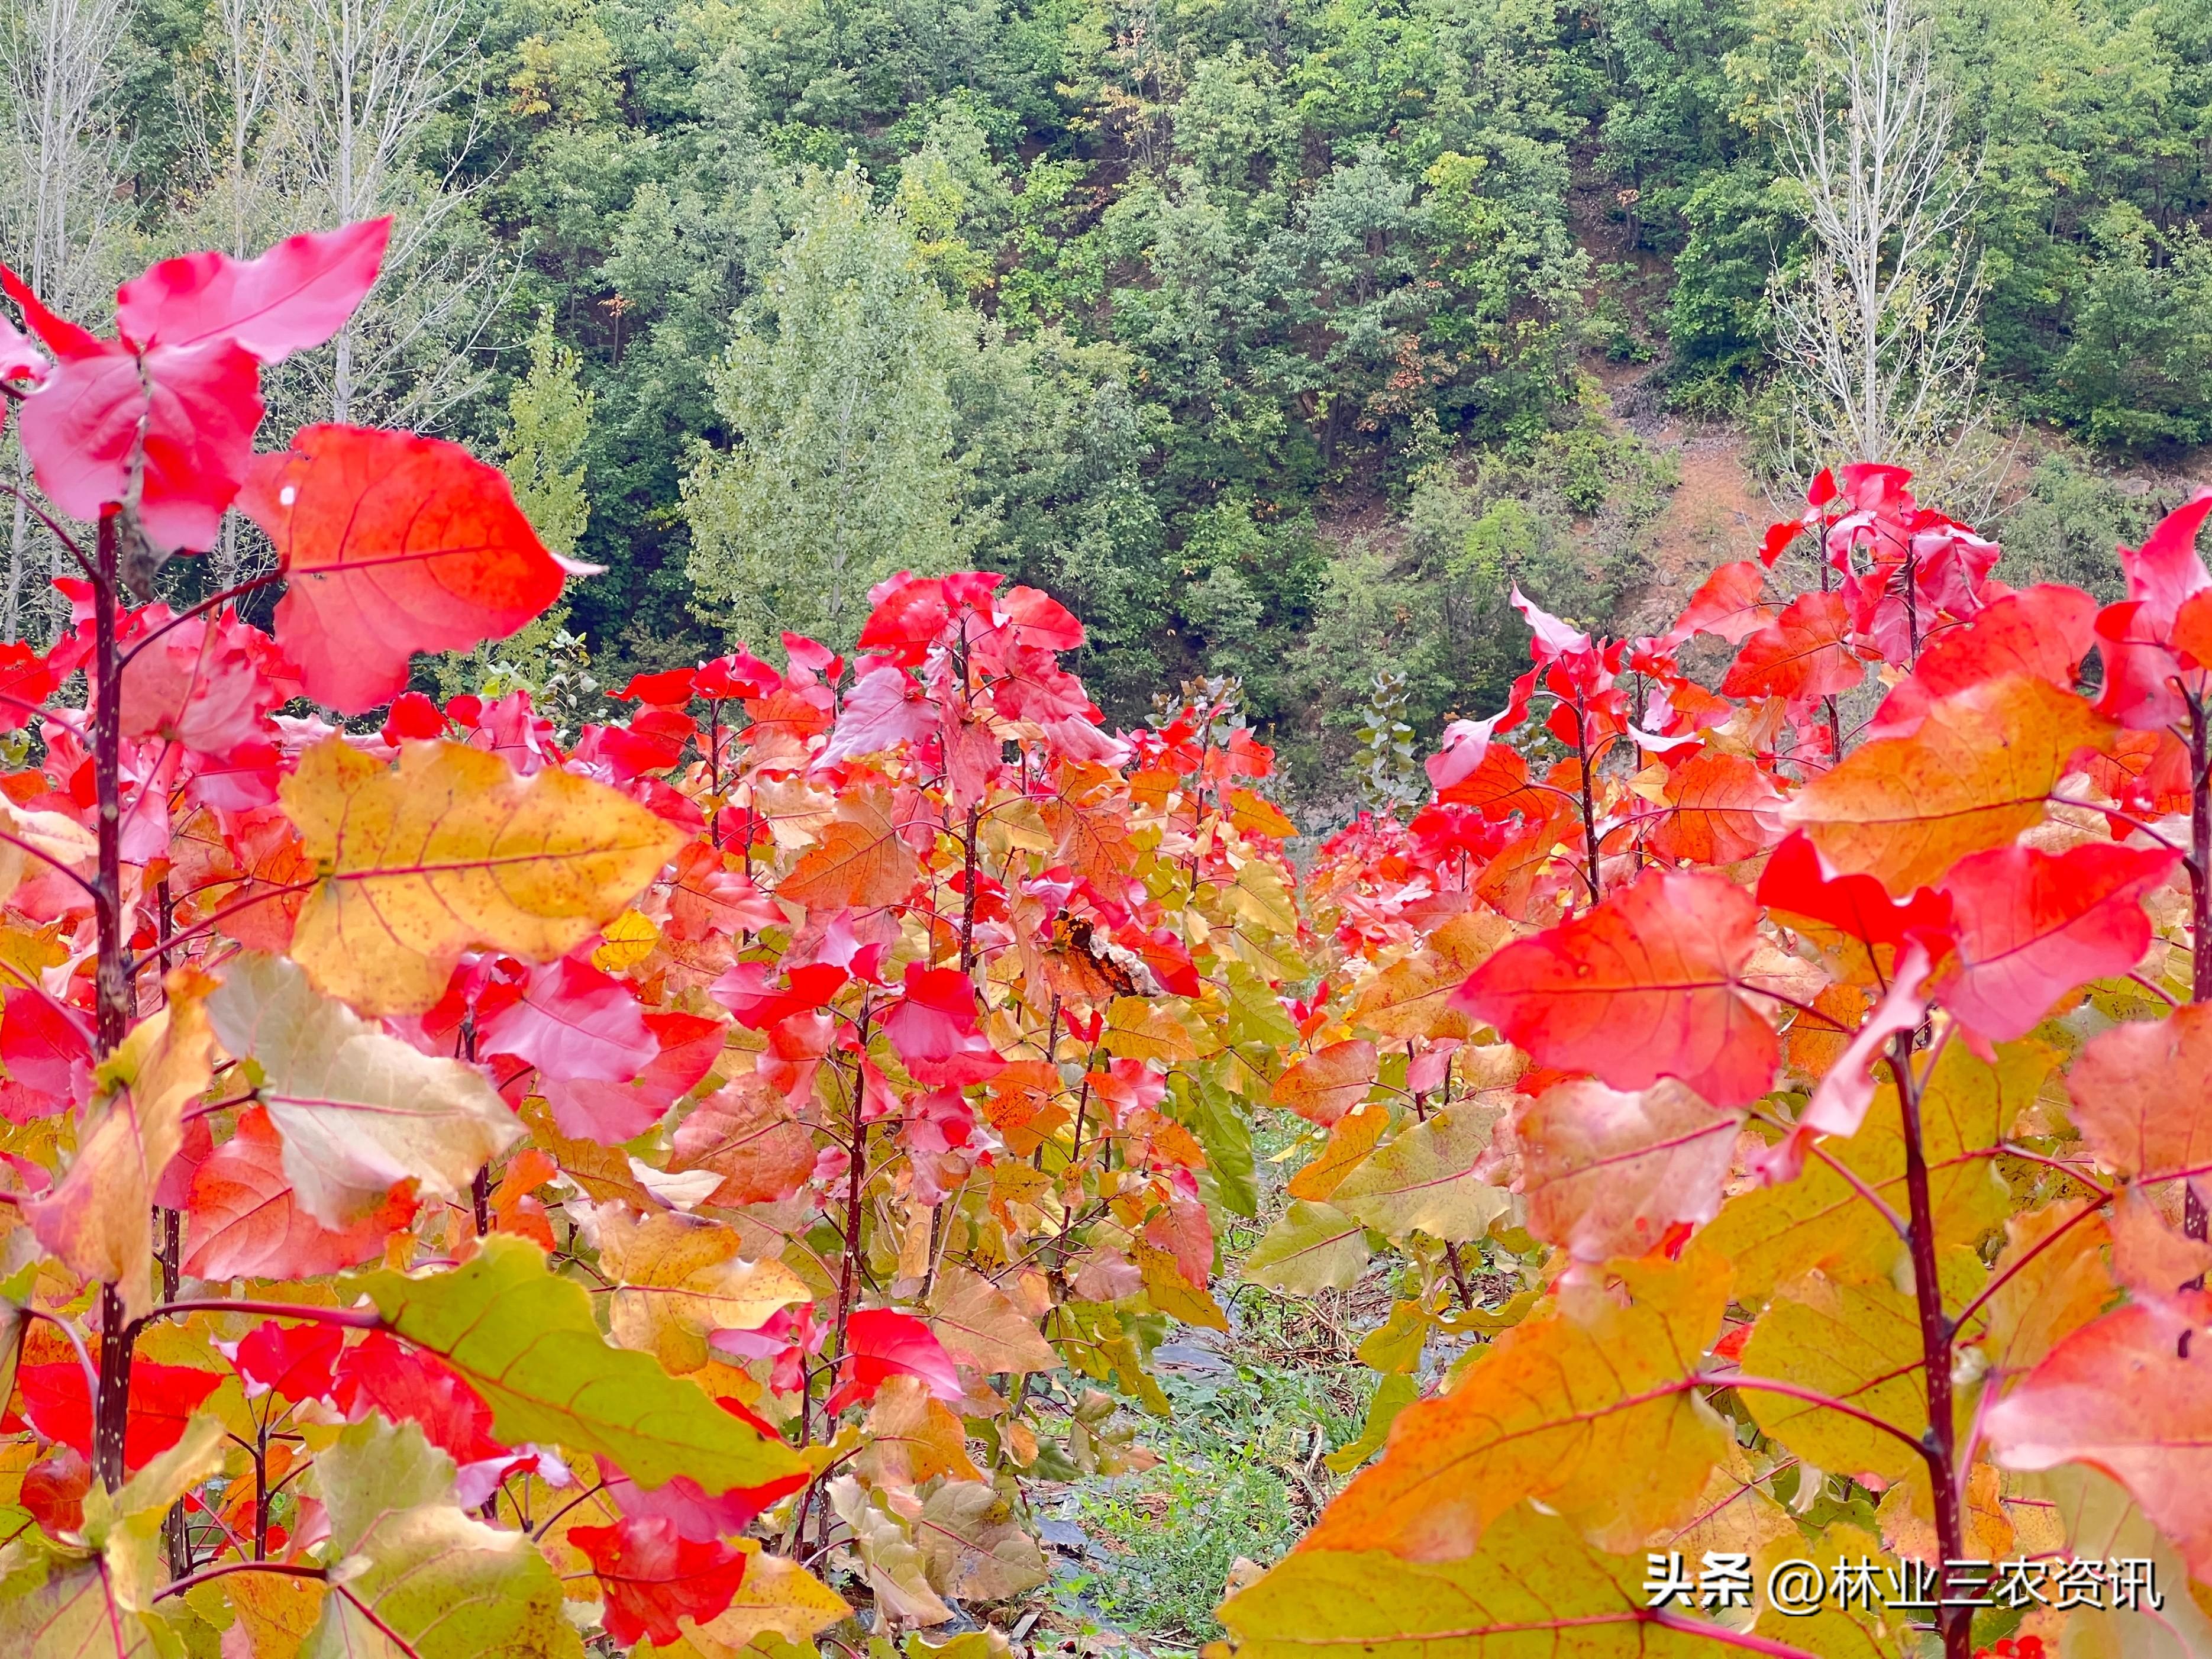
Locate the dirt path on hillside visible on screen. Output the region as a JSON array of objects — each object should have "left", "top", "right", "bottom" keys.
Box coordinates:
[{"left": 1593, "top": 359, "right": 1773, "bottom": 636}]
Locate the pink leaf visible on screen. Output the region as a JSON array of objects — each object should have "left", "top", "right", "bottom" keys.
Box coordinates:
[
  {"left": 115, "top": 218, "right": 390, "bottom": 362},
  {"left": 478, "top": 953, "right": 656, "bottom": 1083}
]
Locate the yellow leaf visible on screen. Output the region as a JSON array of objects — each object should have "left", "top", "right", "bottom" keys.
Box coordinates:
[
  {"left": 650, "top": 1542, "right": 849, "bottom": 1657},
  {"left": 927, "top": 1264, "right": 1059, "bottom": 1374},
  {"left": 1300, "top": 1249, "right": 1730, "bottom": 1560},
  {"left": 1782, "top": 675, "right": 2116, "bottom": 893},
  {"left": 282, "top": 736, "right": 682, "bottom": 1014},
  {"left": 1877, "top": 1458, "right": 2012, "bottom": 1563},
  {"left": 592, "top": 908, "right": 660, "bottom": 971},
  {"left": 0, "top": 802, "right": 94, "bottom": 911},
  {"left": 1982, "top": 1198, "right": 2115, "bottom": 1373},
  {"left": 1354, "top": 1299, "right": 1432, "bottom": 1373},
  {"left": 1229, "top": 858, "right": 1299, "bottom": 938},
  {"left": 1221, "top": 1501, "right": 1750, "bottom": 1658},
  {"left": 208, "top": 953, "right": 520, "bottom": 1227},
  {"left": 90, "top": 1416, "right": 232, "bottom": 1612},
  {"left": 348, "top": 1236, "right": 807, "bottom": 1495},
  {"left": 857, "top": 1374, "right": 983, "bottom": 1489},
  {"left": 27, "top": 971, "right": 215, "bottom": 1321},
  {"left": 189, "top": 1567, "right": 325, "bottom": 1657},
  {"left": 1136, "top": 1238, "right": 1228, "bottom": 1329},
  {"left": 1102, "top": 996, "right": 1198, "bottom": 1066},
  {"left": 1331, "top": 1103, "right": 1510, "bottom": 1244},
  {"left": 1224, "top": 787, "right": 1296, "bottom": 838},
  {"left": 1740, "top": 1269, "right": 1932, "bottom": 1485},
  {"left": 1242, "top": 1200, "right": 1370, "bottom": 1293},
  {"left": 1286, "top": 1102, "right": 1386, "bottom": 1201},
  {"left": 598, "top": 1208, "right": 811, "bottom": 1374}
]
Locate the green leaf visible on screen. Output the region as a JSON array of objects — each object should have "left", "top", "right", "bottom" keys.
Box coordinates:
[
  {"left": 0, "top": 1539, "right": 173, "bottom": 1657},
  {"left": 1242, "top": 1200, "right": 1370, "bottom": 1293},
  {"left": 1354, "top": 1300, "right": 1431, "bottom": 1374},
  {"left": 309, "top": 1416, "right": 579, "bottom": 1659},
  {"left": 1176, "top": 1072, "right": 1256, "bottom": 1217},
  {"left": 86, "top": 1416, "right": 230, "bottom": 1613},
  {"left": 915, "top": 1480, "right": 1050, "bottom": 1600},
  {"left": 346, "top": 1234, "right": 806, "bottom": 1495},
  {"left": 1325, "top": 1373, "right": 1418, "bottom": 1475}
]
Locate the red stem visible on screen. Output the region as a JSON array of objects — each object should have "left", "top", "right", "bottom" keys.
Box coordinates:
[
  {"left": 1890, "top": 1032, "right": 1969, "bottom": 1659},
  {"left": 89, "top": 510, "right": 131, "bottom": 1495},
  {"left": 153, "top": 1559, "right": 325, "bottom": 1603},
  {"left": 128, "top": 1299, "right": 383, "bottom": 1338}
]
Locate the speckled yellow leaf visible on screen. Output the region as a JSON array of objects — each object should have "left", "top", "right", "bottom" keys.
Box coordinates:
[{"left": 282, "top": 736, "right": 682, "bottom": 1014}]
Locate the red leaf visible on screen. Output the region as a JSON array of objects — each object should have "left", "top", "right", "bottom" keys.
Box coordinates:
[
  {"left": 822, "top": 657, "right": 936, "bottom": 764},
  {"left": 233, "top": 1320, "right": 343, "bottom": 1403},
  {"left": 185, "top": 1106, "right": 415, "bottom": 1279},
  {"left": 19, "top": 1447, "right": 87, "bottom": 1534},
  {"left": 380, "top": 691, "right": 448, "bottom": 743},
  {"left": 2063, "top": 1005, "right": 2212, "bottom": 1190},
  {"left": 0, "top": 263, "right": 105, "bottom": 359},
  {"left": 825, "top": 1309, "right": 964, "bottom": 1414},
  {"left": 1719, "top": 589, "right": 1865, "bottom": 704},
  {"left": 1755, "top": 831, "right": 1953, "bottom": 953},
  {"left": 569, "top": 1516, "right": 750, "bottom": 1647},
  {"left": 2096, "top": 490, "right": 2212, "bottom": 730},
  {"left": 333, "top": 1329, "right": 506, "bottom": 1466},
  {"left": 1932, "top": 843, "right": 2177, "bottom": 1044},
  {"left": 0, "top": 642, "right": 56, "bottom": 732},
  {"left": 667, "top": 1078, "right": 818, "bottom": 1205},
  {"left": 1, "top": 985, "right": 91, "bottom": 1104},
  {"left": 477, "top": 953, "right": 656, "bottom": 1084},
  {"left": 14, "top": 334, "right": 261, "bottom": 553},
  {"left": 238, "top": 425, "right": 574, "bottom": 712},
  {"left": 1667, "top": 560, "right": 1774, "bottom": 645},
  {"left": 115, "top": 219, "right": 389, "bottom": 362},
  {"left": 1868, "top": 585, "right": 2098, "bottom": 739},
  {"left": 0, "top": 313, "right": 49, "bottom": 383},
  {"left": 667, "top": 841, "right": 779, "bottom": 942},
  {"left": 1758, "top": 940, "right": 1933, "bottom": 1184},
  {"left": 18, "top": 1358, "right": 222, "bottom": 1471},
  {"left": 1642, "top": 749, "right": 1782, "bottom": 866},
  {"left": 118, "top": 609, "right": 283, "bottom": 754},
  {"left": 1984, "top": 1291, "right": 2212, "bottom": 1580},
  {"left": 602, "top": 1466, "right": 809, "bottom": 1541},
  {"left": 615, "top": 667, "right": 696, "bottom": 705},
  {"left": 712, "top": 961, "right": 849, "bottom": 1031},
  {"left": 1270, "top": 1040, "right": 1380, "bottom": 1127},
  {"left": 1455, "top": 870, "right": 1777, "bottom": 1108}
]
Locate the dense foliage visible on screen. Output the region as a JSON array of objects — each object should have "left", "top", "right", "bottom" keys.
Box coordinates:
[
  {"left": 1233, "top": 461, "right": 2212, "bottom": 1658},
  {"left": 27, "top": 0, "right": 2212, "bottom": 787},
  {"left": 5, "top": 209, "right": 2212, "bottom": 1659},
  {"left": 0, "top": 218, "right": 1322, "bottom": 1655}
]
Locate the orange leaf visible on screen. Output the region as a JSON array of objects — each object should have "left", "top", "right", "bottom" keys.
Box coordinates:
[
  {"left": 1781, "top": 674, "right": 2116, "bottom": 895},
  {"left": 1271, "top": 1040, "right": 1379, "bottom": 1127},
  {"left": 775, "top": 783, "right": 921, "bottom": 912},
  {"left": 241, "top": 425, "right": 573, "bottom": 713},
  {"left": 1720, "top": 589, "right": 1865, "bottom": 703},
  {"left": 1455, "top": 870, "right": 1777, "bottom": 1108}
]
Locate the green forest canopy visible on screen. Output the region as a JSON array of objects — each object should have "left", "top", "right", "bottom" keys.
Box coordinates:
[{"left": 62, "top": 0, "right": 2212, "bottom": 795}]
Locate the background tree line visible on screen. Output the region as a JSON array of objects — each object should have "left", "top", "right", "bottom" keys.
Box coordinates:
[{"left": 2, "top": 0, "right": 2205, "bottom": 802}]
